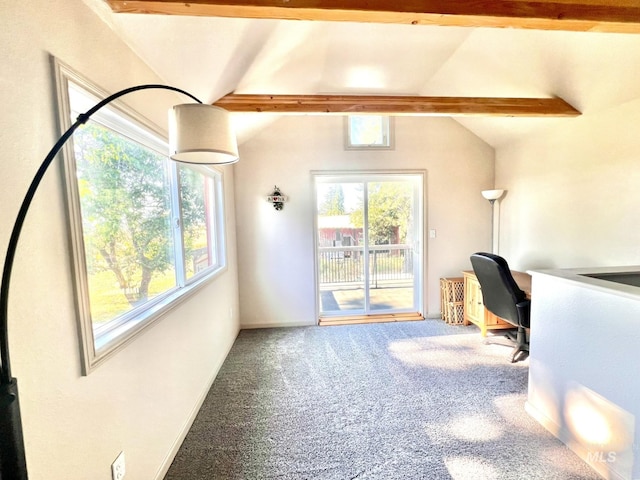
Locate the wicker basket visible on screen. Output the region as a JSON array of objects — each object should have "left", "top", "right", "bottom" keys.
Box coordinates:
[{"left": 440, "top": 277, "right": 464, "bottom": 325}]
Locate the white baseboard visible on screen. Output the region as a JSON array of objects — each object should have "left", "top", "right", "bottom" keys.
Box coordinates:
[
  {"left": 241, "top": 317, "right": 443, "bottom": 328},
  {"left": 240, "top": 321, "right": 316, "bottom": 329},
  {"left": 153, "top": 331, "right": 238, "bottom": 480},
  {"left": 525, "top": 401, "right": 626, "bottom": 480}
]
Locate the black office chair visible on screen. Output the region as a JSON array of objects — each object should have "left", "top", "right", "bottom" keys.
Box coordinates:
[{"left": 470, "top": 252, "right": 530, "bottom": 363}]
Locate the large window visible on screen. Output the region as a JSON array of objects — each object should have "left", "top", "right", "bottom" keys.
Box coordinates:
[{"left": 55, "top": 61, "right": 227, "bottom": 373}]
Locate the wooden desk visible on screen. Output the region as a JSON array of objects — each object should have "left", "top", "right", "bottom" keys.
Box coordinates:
[{"left": 462, "top": 270, "right": 531, "bottom": 336}]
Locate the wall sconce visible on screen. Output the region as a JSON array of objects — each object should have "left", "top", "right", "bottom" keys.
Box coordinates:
[
  {"left": 267, "top": 186, "right": 287, "bottom": 211},
  {"left": 481, "top": 189, "right": 506, "bottom": 254}
]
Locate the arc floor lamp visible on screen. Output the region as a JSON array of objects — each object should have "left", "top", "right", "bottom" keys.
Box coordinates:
[{"left": 0, "top": 84, "right": 239, "bottom": 479}]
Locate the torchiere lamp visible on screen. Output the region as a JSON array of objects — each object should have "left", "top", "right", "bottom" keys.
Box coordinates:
[
  {"left": 481, "top": 189, "right": 505, "bottom": 253},
  {"left": 0, "top": 84, "right": 239, "bottom": 479}
]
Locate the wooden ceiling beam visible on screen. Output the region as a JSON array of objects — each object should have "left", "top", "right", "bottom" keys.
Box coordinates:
[
  {"left": 107, "top": 0, "right": 640, "bottom": 34},
  {"left": 213, "top": 94, "right": 580, "bottom": 117}
]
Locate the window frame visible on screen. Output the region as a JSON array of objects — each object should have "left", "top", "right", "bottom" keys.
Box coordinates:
[
  {"left": 54, "top": 59, "right": 228, "bottom": 374},
  {"left": 344, "top": 115, "right": 395, "bottom": 150},
  {"left": 312, "top": 170, "right": 425, "bottom": 319},
  {"left": 176, "top": 163, "right": 227, "bottom": 284}
]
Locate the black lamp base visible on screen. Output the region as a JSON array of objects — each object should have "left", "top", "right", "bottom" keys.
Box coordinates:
[{"left": 0, "top": 378, "right": 28, "bottom": 479}]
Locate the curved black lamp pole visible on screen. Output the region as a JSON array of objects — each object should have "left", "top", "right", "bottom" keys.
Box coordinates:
[{"left": 0, "top": 84, "right": 203, "bottom": 479}]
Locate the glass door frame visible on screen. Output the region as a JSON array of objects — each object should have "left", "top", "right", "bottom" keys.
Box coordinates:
[{"left": 312, "top": 170, "right": 425, "bottom": 320}]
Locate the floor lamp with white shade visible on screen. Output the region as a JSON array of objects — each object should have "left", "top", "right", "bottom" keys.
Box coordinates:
[{"left": 0, "top": 84, "right": 239, "bottom": 480}]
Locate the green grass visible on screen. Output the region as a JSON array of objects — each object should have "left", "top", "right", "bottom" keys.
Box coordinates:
[{"left": 88, "top": 269, "right": 177, "bottom": 325}]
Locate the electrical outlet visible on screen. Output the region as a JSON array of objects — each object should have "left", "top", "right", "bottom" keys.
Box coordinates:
[{"left": 111, "top": 451, "right": 126, "bottom": 480}]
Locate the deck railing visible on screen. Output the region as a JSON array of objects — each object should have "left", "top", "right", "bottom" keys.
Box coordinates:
[{"left": 318, "top": 245, "right": 414, "bottom": 287}]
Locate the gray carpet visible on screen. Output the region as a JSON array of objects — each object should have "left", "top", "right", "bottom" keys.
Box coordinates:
[{"left": 165, "top": 320, "right": 600, "bottom": 479}]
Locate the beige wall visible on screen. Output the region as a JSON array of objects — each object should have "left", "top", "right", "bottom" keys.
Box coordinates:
[
  {"left": 1, "top": 2, "right": 239, "bottom": 479},
  {"left": 495, "top": 98, "right": 640, "bottom": 271},
  {"left": 234, "top": 115, "right": 495, "bottom": 326}
]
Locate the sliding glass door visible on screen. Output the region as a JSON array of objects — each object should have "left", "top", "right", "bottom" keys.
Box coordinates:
[{"left": 315, "top": 173, "right": 423, "bottom": 318}]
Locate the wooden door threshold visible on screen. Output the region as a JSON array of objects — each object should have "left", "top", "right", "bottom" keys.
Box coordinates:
[{"left": 319, "top": 312, "right": 424, "bottom": 326}]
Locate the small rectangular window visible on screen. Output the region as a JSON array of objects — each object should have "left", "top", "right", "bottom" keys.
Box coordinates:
[
  {"left": 55, "top": 60, "right": 228, "bottom": 373},
  {"left": 345, "top": 115, "right": 393, "bottom": 149}
]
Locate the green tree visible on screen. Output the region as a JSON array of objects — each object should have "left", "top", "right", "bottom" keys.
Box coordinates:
[
  {"left": 318, "top": 184, "right": 345, "bottom": 215},
  {"left": 74, "top": 122, "right": 174, "bottom": 306},
  {"left": 350, "top": 182, "right": 412, "bottom": 245}
]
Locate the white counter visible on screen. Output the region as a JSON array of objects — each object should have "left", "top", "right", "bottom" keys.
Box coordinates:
[{"left": 526, "top": 266, "right": 640, "bottom": 480}]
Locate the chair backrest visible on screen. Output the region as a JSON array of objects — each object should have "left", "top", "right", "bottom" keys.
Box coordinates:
[{"left": 470, "top": 252, "right": 526, "bottom": 326}]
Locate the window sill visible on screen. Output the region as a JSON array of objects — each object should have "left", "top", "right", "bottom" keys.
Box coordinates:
[{"left": 85, "top": 264, "right": 228, "bottom": 374}]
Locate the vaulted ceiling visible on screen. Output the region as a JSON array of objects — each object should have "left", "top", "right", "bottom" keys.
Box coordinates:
[{"left": 85, "top": 0, "right": 640, "bottom": 147}]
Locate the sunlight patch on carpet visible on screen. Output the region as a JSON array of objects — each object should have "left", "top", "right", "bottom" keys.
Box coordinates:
[
  {"left": 387, "top": 333, "right": 526, "bottom": 370},
  {"left": 445, "top": 456, "right": 499, "bottom": 480},
  {"left": 447, "top": 413, "right": 503, "bottom": 441}
]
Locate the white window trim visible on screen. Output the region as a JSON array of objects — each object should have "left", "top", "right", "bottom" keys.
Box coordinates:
[{"left": 54, "top": 59, "right": 228, "bottom": 374}]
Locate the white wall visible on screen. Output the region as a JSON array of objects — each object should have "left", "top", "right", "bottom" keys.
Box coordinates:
[
  {"left": 0, "top": 2, "right": 240, "bottom": 479},
  {"left": 234, "top": 115, "right": 494, "bottom": 326},
  {"left": 495, "top": 98, "right": 640, "bottom": 271}
]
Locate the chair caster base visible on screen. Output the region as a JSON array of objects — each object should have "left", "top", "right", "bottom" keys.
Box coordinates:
[{"left": 510, "top": 348, "right": 529, "bottom": 363}]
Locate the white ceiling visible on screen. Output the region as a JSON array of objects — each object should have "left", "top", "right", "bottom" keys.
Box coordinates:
[{"left": 85, "top": 1, "right": 640, "bottom": 147}]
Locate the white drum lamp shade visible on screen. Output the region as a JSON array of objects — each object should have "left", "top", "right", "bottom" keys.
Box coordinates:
[{"left": 169, "top": 104, "right": 239, "bottom": 165}]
